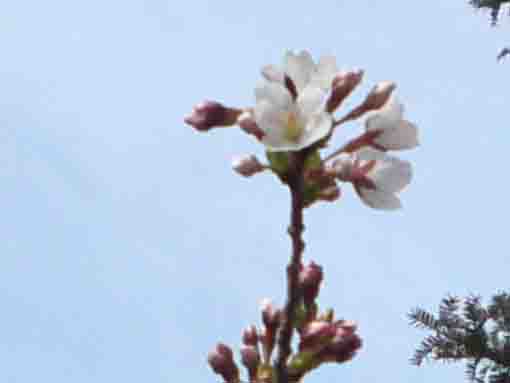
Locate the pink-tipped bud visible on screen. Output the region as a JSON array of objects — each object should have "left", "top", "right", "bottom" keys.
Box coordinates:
[
  {"left": 237, "top": 112, "right": 265, "bottom": 140},
  {"left": 185, "top": 101, "right": 242, "bottom": 132},
  {"left": 317, "top": 185, "right": 341, "bottom": 202},
  {"left": 260, "top": 299, "right": 281, "bottom": 330},
  {"left": 365, "top": 81, "right": 396, "bottom": 110},
  {"left": 317, "top": 322, "right": 362, "bottom": 364},
  {"left": 338, "top": 81, "right": 397, "bottom": 124},
  {"left": 299, "top": 262, "right": 324, "bottom": 305},
  {"left": 326, "top": 69, "right": 364, "bottom": 113},
  {"left": 242, "top": 325, "right": 259, "bottom": 346},
  {"left": 240, "top": 345, "right": 260, "bottom": 380},
  {"left": 207, "top": 343, "right": 240, "bottom": 383},
  {"left": 259, "top": 327, "right": 276, "bottom": 364},
  {"left": 299, "top": 321, "right": 336, "bottom": 352},
  {"left": 232, "top": 155, "right": 265, "bottom": 178}
]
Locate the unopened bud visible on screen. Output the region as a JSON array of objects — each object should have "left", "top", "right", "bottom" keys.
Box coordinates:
[
  {"left": 365, "top": 81, "right": 396, "bottom": 110},
  {"left": 338, "top": 81, "right": 396, "bottom": 124},
  {"left": 260, "top": 299, "right": 281, "bottom": 330},
  {"left": 317, "top": 322, "right": 362, "bottom": 364},
  {"left": 326, "top": 69, "right": 364, "bottom": 113},
  {"left": 317, "top": 185, "right": 341, "bottom": 202},
  {"left": 232, "top": 155, "right": 265, "bottom": 177},
  {"left": 240, "top": 345, "right": 260, "bottom": 380},
  {"left": 237, "top": 112, "right": 265, "bottom": 140},
  {"left": 242, "top": 325, "right": 259, "bottom": 346},
  {"left": 299, "top": 262, "right": 324, "bottom": 305},
  {"left": 259, "top": 327, "right": 276, "bottom": 364},
  {"left": 185, "top": 101, "right": 242, "bottom": 132},
  {"left": 299, "top": 321, "right": 336, "bottom": 352},
  {"left": 207, "top": 343, "right": 240, "bottom": 383}
]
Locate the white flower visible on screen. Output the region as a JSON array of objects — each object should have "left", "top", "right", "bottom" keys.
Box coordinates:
[
  {"left": 365, "top": 97, "right": 419, "bottom": 151},
  {"left": 333, "top": 149, "right": 412, "bottom": 210},
  {"left": 262, "top": 50, "right": 338, "bottom": 91},
  {"left": 254, "top": 81, "right": 332, "bottom": 151}
]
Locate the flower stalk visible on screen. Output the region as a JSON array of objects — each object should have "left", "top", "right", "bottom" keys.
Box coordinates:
[{"left": 274, "top": 150, "right": 308, "bottom": 383}]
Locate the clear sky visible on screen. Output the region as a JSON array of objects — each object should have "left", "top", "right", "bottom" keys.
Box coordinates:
[{"left": 1, "top": 1, "right": 510, "bottom": 382}]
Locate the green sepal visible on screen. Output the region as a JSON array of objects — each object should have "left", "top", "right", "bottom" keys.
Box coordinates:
[
  {"left": 288, "top": 351, "right": 317, "bottom": 376},
  {"left": 304, "top": 150, "right": 321, "bottom": 171},
  {"left": 303, "top": 181, "right": 321, "bottom": 207},
  {"left": 257, "top": 363, "right": 273, "bottom": 383},
  {"left": 266, "top": 151, "right": 290, "bottom": 175},
  {"left": 294, "top": 303, "right": 308, "bottom": 331}
]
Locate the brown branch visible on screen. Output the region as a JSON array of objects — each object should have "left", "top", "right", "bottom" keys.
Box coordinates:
[{"left": 273, "top": 150, "right": 307, "bottom": 383}]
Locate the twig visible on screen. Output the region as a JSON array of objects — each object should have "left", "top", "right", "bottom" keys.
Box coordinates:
[{"left": 273, "top": 150, "right": 307, "bottom": 383}]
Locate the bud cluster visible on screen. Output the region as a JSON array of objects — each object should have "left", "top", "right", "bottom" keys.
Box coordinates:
[{"left": 207, "top": 260, "right": 361, "bottom": 383}]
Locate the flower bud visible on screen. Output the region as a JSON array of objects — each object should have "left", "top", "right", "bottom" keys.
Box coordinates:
[
  {"left": 299, "top": 321, "right": 336, "bottom": 352},
  {"left": 317, "top": 185, "right": 341, "bottom": 202},
  {"left": 299, "top": 262, "right": 323, "bottom": 305},
  {"left": 260, "top": 299, "right": 281, "bottom": 330},
  {"left": 240, "top": 345, "right": 260, "bottom": 380},
  {"left": 232, "top": 155, "right": 265, "bottom": 178},
  {"left": 326, "top": 69, "right": 364, "bottom": 113},
  {"left": 338, "top": 81, "right": 397, "bottom": 124},
  {"left": 364, "top": 81, "right": 396, "bottom": 110},
  {"left": 316, "top": 322, "right": 362, "bottom": 364},
  {"left": 207, "top": 343, "right": 240, "bottom": 383},
  {"left": 242, "top": 325, "right": 259, "bottom": 346},
  {"left": 185, "top": 101, "right": 242, "bottom": 132},
  {"left": 237, "top": 111, "right": 265, "bottom": 140}
]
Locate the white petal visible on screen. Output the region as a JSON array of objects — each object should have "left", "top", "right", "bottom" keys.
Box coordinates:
[
  {"left": 310, "top": 55, "right": 338, "bottom": 89},
  {"left": 370, "top": 157, "right": 412, "bottom": 193},
  {"left": 355, "top": 147, "right": 387, "bottom": 161},
  {"left": 255, "top": 101, "right": 301, "bottom": 151},
  {"left": 261, "top": 65, "right": 285, "bottom": 83},
  {"left": 283, "top": 50, "right": 315, "bottom": 91},
  {"left": 357, "top": 188, "right": 402, "bottom": 210},
  {"left": 374, "top": 120, "right": 419, "bottom": 150},
  {"left": 298, "top": 112, "right": 332, "bottom": 149},
  {"left": 365, "top": 97, "right": 404, "bottom": 131},
  {"left": 296, "top": 85, "right": 326, "bottom": 118},
  {"left": 254, "top": 100, "right": 286, "bottom": 134},
  {"left": 255, "top": 82, "right": 293, "bottom": 110}
]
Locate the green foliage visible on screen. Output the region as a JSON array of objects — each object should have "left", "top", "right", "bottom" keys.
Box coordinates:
[
  {"left": 469, "top": 0, "right": 510, "bottom": 25},
  {"left": 410, "top": 293, "right": 510, "bottom": 383}
]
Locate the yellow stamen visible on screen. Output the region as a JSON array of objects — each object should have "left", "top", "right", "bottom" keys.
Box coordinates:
[{"left": 284, "top": 112, "right": 304, "bottom": 142}]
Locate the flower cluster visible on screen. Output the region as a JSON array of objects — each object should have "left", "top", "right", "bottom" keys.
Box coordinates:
[
  {"left": 186, "top": 50, "right": 419, "bottom": 210},
  {"left": 207, "top": 261, "right": 362, "bottom": 383}
]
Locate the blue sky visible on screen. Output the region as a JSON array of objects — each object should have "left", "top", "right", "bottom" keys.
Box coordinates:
[{"left": 1, "top": 1, "right": 510, "bottom": 382}]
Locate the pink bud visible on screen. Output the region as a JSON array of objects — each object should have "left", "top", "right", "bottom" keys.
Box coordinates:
[
  {"left": 242, "top": 325, "right": 259, "bottom": 346},
  {"left": 240, "top": 345, "right": 260, "bottom": 380},
  {"left": 207, "top": 343, "right": 240, "bottom": 383},
  {"left": 317, "top": 322, "right": 362, "bottom": 364},
  {"left": 260, "top": 299, "right": 281, "bottom": 330},
  {"left": 232, "top": 155, "right": 265, "bottom": 178},
  {"left": 299, "top": 321, "right": 336, "bottom": 352},
  {"left": 317, "top": 185, "right": 341, "bottom": 202},
  {"left": 338, "top": 81, "right": 397, "bottom": 124},
  {"left": 299, "top": 262, "right": 323, "bottom": 305},
  {"left": 259, "top": 327, "right": 276, "bottom": 364},
  {"left": 365, "top": 81, "right": 396, "bottom": 109},
  {"left": 185, "top": 101, "right": 242, "bottom": 132},
  {"left": 326, "top": 69, "right": 364, "bottom": 113}
]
